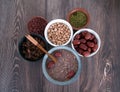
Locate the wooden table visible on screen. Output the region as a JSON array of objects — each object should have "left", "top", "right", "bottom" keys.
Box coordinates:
[{"left": 0, "top": 0, "right": 120, "bottom": 92}]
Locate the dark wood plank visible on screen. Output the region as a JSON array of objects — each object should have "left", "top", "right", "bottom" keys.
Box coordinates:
[{"left": 0, "top": 0, "right": 120, "bottom": 92}]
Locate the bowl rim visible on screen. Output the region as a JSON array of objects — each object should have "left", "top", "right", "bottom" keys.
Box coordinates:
[
  {"left": 42, "top": 46, "right": 81, "bottom": 85},
  {"left": 18, "top": 33, "right": 48, "bottom": 62},
  {"left": 71, "top": 28, "right": 101, "bottom": 57},
  {"left": 67, "top": 8, "right": 90, "bottom": 30},
  {"left": 44, "top": 19, "right": 73, "bottom": 47}
]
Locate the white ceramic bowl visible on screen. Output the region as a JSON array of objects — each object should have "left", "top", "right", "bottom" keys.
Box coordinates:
[
  {"left": 44, "top": 19, "right": 73, "bottom": 46},
  {"left": 71, "top": 28, "right": 101, "bottom": 57}
]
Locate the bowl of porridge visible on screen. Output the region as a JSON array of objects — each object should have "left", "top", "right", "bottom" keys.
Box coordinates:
[{"left": 42, "top": 46, "right": 81, "bottom": 85}]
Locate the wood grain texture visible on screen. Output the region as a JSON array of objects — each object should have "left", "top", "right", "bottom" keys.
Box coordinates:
[{"left": 0, "top": 0, "right": 120, "bottom": 92}]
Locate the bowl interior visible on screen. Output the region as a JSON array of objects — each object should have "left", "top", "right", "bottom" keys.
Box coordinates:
[
  {"left": 67, "top": 8, "right": 90, "bottom": 30},
  {"left": 42, "top": 46, "right": 81, "bottom": 85},
  {"left": 18, "top": 34, "right": 48, "bottom": 61},
  {"left": 71, "top": 28, "right": 101, "bottom": 57},
  {"left": 44, "top": 19, "right": 73, "bottom": 47},
  {"left": 27, "top": 16, "right": 48, "bottom": 36}
]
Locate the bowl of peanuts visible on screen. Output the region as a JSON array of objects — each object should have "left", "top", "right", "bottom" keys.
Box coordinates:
[
  {"left": 71, "top": 28, "right": 101, "bottom": 57},
  {"left": 44, "top": 19, "right": 73, "bottom": 46}
]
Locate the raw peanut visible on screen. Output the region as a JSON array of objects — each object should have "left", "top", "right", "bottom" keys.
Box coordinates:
[
  {"left": 75, "top": 34, "right": 80, "bottom": 39},
  {"left": 87, "top": 41, "right": 95, "bottom": 47},
  {"left": 47, "top": 61, "right": 55, "bottom": 69},
  {"left": 89, "top": 34, "right": 95, "bottom": 40},
  {"left": 80, "top": 39, "right": 86, "bottom": 43},
  {"left": 83, "top": 51, "right": 90, "bottom": 57},
  {"left": 92, "top": 44, "right": 98, "bottom": 52},
  {"left": 66, "top": 70, "right": 75, "bottom": 79},
  {"left": 78, "top": 49, "right": 84, "bottom": 54},
  {"left": 79, "top": 43, "right": 88, "bottom": 50},
  {"left": 88, "top": 48, "right": 91, "bottom": 53},
  {"left": 85, "top": 32, "right": 91, "bottom": 40},
  {"left": 73, "top": 40, "right": 80, "bottom": 45},
  {"left": 54, "top": 52, "right": 62, "bottom": 57}
]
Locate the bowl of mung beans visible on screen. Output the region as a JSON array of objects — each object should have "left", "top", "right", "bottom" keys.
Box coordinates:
[{"left": 44, "top": 19, "right": 73, "bottom": 46}]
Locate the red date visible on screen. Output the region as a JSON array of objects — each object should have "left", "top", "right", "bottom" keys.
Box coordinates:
[
  {"left": 66, "top": 70, "right": 75, "bottom": 79},
  {"left": 73, "top": 40, "right": 80, "bottom": 45},
  {"left": 47, "top": 61, "right": 55, "bottom": 69},
  {"left": 79, "top": 44, "right": 88, "bottom": 50}
]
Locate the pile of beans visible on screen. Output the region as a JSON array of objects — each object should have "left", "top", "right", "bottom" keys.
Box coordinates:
[
  {"left": 72, "top": 31, "right": 98, "bottom": 57},
  {"left": 47, "top": 22, "right": 71, "bottom": 45},
  {"left": 46, "top": 49, "right": 78, "bottom": 81},
  {"left": 28, "top": 17, "right": 47, "bottom": 36}
]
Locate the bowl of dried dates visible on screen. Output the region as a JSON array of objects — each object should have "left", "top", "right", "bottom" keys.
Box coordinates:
[
  {"left": 44, "top": 19, "right": 73, "bottom": 46},
  {"left": 42, "top": 46, "right": 81, "bottom": 85},
  {"left": 71, "top": 28, "right": 101, "bottom": 57},
  {"left": 18, "top": 33, "right": 48, "bottom": 61}
]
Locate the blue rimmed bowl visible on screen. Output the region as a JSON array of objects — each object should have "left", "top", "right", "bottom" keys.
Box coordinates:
[{"left": 42, "top": 46, "right": 81, "bottom": 85}]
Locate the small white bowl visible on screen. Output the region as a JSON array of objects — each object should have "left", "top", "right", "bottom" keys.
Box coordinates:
[
  {"left": 71, "top": 28, "right": 101, "bottom": 57},
  {"left": 44, "top": 19, "right": 73, "bottom": 46}
]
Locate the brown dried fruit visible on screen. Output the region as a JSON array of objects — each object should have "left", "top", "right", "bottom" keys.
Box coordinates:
[
  {"left": 83, "top": 51, "right": 90, "bottom": 57},
  {"left": 54, "top": 52, "right": 62, "bottom": 57},
  {"left": 87, "top": 41, "right": 95, "bottom": 47},
  {"left": 85, "top": 32, "right": 91, "bottom": 40},
  {"left": 74, "top": 34, "right": 80, "bottom": 39},
  {"left": 88, "top": 48, "right": 91, "bottom": 53},
  {"left": 80, "top": 39, "right": 86, "bottom": 43},
  {"left": 94, "top": 38, "right": 97, "bottom": 44},
  {"left": 81, "top": 31, "right": 87, "bottom": 36},
  {"left": 78, "top": 49, "right": 84, "bottom": 54},
  {"left": 89, "top": 34, "right": 95, "bottom": 40},
  {"left": 47, "top": 61, "right": 55, "bottom": 69},
  {"left": 73, "top": 40, "right": 80, "bottom": 45},
  {"left": 66, "top": 70, "right": 75, "bottom": 79},
  {"left": 92, "top": 44, "right": 98, "bottom": 52},
  {"left": 79, "top": 44, "right": 88, "bottom": 50}
]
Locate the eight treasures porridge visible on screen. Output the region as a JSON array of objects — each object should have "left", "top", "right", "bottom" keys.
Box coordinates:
[
  {"left": 47, "top": 22, "right": 71, "bottom": 45},
  {"left": 46, "top": 49, "right": 78, "bottom": 81}
]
